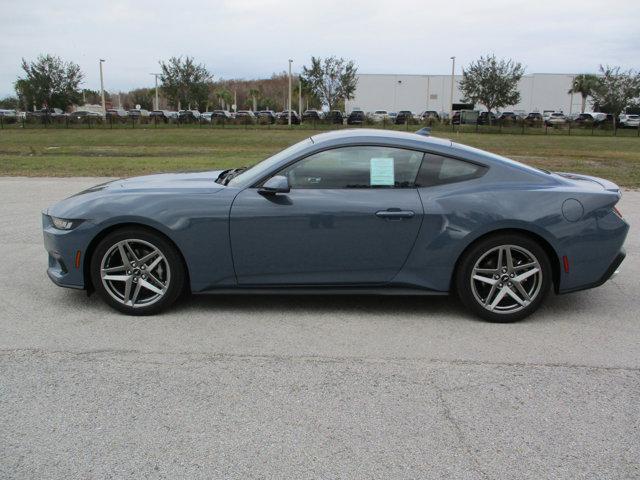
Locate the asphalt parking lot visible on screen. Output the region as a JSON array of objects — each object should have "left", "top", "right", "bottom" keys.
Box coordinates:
[{"left": 0, "top": 177, "right": 638, "bottom": 479}]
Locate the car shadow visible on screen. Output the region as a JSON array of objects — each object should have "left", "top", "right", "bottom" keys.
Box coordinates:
[
  {"left": 181, "top": 293, "right": 465, "bottom": 316},
  {"left": 56, "top": 288, "right": 600, "bottom": 324}
]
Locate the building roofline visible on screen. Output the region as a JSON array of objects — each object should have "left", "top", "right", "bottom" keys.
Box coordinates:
[{"left": 355, "top": 72, "right": 583, "bottom": 77}]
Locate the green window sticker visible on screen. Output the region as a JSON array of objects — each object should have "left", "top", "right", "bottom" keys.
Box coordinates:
[{"left": 370, "top": 157, "right": 394, "bottom": 186}]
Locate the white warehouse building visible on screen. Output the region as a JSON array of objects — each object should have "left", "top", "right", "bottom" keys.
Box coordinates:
[{"left": 345, "top": 73, "right": 587, "bottom": 115}]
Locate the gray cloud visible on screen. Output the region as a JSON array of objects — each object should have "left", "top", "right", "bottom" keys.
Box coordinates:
[{"left": 0, "top": 0, "right": 638, "bottom": 97}]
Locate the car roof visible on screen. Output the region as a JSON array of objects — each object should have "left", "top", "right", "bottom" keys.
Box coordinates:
[{"left": 310, "top": 128, "right": 452, "bottom": 148}]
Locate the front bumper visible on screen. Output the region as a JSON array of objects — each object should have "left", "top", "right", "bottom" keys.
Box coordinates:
[{"left": 42, "top": 213, "right": 95, "bottom": 290}]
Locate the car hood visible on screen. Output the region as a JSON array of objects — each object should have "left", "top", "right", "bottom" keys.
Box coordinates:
[
  {"left": 45, "top": 170, "right": 226, "bottom": 218},
  {"left": 103, "top": 170, "right": 226, "bottom": 193}
]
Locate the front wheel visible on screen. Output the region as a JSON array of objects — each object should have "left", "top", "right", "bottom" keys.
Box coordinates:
[
  {"left": 455, "top": 234, "right": 552, "bottom": 322},
  {"left": 90, "top": 228, "right": 186, "bottom": 315}
]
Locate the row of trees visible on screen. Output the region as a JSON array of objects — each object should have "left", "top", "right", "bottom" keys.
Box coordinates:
[
  {"left": 1, "top": 54, "right": 359, "bottom": 113},
  {"left": 2, "top": 53, "right": 638, "bottom": 129},
  {"left": 459, "top": 55, "right": 640, "bottom": 130}
]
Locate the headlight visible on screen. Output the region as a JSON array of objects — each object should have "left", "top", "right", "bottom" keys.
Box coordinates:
[{"left": 49, "top": 216, "right": 83, "bottom": 230}]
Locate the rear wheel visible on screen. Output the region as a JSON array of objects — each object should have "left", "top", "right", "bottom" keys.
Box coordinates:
[
  {"left": 90, "top": 228, "right": 185, "bottom": 315},
  {"left": 456, "top": 234, "right": 552, "bottom": 322}
]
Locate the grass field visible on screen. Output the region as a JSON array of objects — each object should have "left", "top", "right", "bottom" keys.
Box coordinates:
[{"left": 0, "top": 127, "right": 638, "bottom": 187}]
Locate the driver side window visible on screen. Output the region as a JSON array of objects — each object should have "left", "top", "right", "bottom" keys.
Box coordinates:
[{"left": 277, "top": 146, "right": 423, "bottom": 189}]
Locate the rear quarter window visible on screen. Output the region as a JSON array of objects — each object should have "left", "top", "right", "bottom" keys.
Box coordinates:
[{"left": 416, "top": 153, "right": 487, "bottom": 187}]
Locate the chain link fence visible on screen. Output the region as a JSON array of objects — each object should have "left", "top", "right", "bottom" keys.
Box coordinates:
[{"left": 1, "top": 112, "right": 639, "bottom": 137}]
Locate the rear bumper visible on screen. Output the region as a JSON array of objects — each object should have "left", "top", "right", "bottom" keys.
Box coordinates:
[{"left": 559, "top": 249, "right": 625, "bottom": 294}]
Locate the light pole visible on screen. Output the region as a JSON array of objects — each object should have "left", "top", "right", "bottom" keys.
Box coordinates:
[
  {"left": 288, "top": 59, "right": 293, "bottom": 127},
  {"left": 99, "top": 59, "right": 106, "bottom": 115},
  {"left": 449, "top": 56, "right": 456, "bottom": 123},
  {"left": 299, "top": 77, "right": 303, "bottom": 119},
  {"left": 150, "top": 73, "right": 161, "bottom": 110}
]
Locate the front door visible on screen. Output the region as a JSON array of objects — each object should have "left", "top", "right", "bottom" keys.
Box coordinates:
[{"left": 229, "top": 145, "right": 425, "bottom": 286}]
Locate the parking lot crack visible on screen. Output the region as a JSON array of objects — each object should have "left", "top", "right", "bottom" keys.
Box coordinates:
[
  {"left": 0, "top": 348, "right": 638, "bottom": 373},
  {"left": 431, "top": 378, "right": 491, "bottom": 480}
]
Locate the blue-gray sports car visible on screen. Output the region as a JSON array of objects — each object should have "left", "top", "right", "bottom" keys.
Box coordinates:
[{"left": 42, "top": 129, "right": 629, "bottom": 322}]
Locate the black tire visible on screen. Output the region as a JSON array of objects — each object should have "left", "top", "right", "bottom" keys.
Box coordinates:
[
  {"left": 455, "top": 233, "right": 552, "bottom": 323},
  {"left": 90, "top": 227, "right": 186, "bottom": 315}
]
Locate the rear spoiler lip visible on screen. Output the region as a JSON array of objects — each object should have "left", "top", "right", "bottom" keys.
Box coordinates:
[{"left": 554, "top": 171, "right": 621, "bottom": 195}]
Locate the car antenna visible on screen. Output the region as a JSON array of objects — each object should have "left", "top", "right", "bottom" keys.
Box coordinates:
[{"left": 414, "top": 127, "right": 431, "bottom": 136}]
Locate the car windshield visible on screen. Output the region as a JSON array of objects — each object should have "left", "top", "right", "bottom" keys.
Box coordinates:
[{"left": 226, "top": 138, "right": 313, "bottom": 187}]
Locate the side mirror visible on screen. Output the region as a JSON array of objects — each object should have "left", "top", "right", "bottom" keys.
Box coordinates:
[{"left": 259, "top": 175, "right": 290, "bottom": 194}]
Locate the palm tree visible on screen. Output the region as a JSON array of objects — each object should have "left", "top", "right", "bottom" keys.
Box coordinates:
[
  {"left": 215, "top": 88, "right": 232, "bottom": 110},
  {"left": 248, "top": 88, "right": 261, "bottom": 111},
  {"left": 568, "top": 74, "right": 599, "bottom": 113}
]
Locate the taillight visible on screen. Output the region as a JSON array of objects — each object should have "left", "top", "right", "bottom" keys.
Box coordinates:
[{"left": 613, "top": 206, "right": 623, "bottom": 219}]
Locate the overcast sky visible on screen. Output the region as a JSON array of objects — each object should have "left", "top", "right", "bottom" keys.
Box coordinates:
[{"left": 1, "top": 0, "right": 638, "bottom": 97}]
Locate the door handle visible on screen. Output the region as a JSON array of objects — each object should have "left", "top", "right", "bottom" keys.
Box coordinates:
[{"left": 375, "top": 209, "right": 415, "bottom": 219}]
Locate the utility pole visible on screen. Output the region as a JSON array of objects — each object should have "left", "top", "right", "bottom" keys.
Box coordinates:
[
  {"left": 150, "top": 73, "right": 161, "bottom": 110},
  {"left": 288, "top": 59, "right": 293, "bottom": 126},
  {"left": 449, "top": 56, "right": 456, "bottom": 123},
  {"left": 298, "top": 77, "right": 303, "bottom": 117},
  {"left": 99, "top": 59, "right": 106, "bottom": 115}
]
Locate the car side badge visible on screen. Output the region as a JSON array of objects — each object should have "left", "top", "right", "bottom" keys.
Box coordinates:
[{"left": 414, "top": 127, "right": 431, "bottom": 136}]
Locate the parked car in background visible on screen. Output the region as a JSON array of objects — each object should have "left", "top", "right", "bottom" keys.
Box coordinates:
[
  {"left": 0, "top": 109, "right": 18, "bottom": 123},
  {"left": 513, "top": 110, "right": 527, "bottom": 119},
  {"left": 573, "top": 113, "right": 605, "bottom": 126},
  {"left": 302, "top": 109, "right": 323, "bottom": 122},
  {"left": 325, "top": 110, "right": 344, "bottom": 124},
  {"left": 27, "top": 108, "right": 66, "bottom": 121},
  {"left": 498, "top": 112, "right": 518, "bottom": 122},
  {"left": 149, "top": 110, "right": 174, "bottom": 122},
  {"left": 477, "top": 111, "right": 498, "bottom": 125},
  {"left": 256, "top": 110, "right": 277, "bottom": 123},
  {"left": 236, "top": 110, "right": 255, "bottom": 118},
  {"left": 524, "top": 112, "right": 543, "bottom": 125},
  {"left": 419, "top": 111, "right": 440, "bottom": 121},
  {"left": 395, "top": 111, "right": 414, "bottom": 124},
  {"left": 211, "top": 110, "right": 233, "bottom": 120},
  {"left": 107, "top": 109, "right": 129, "bottom": 120},
  {"left": 387, "top": 112, "right": 397, "bottom": 123},
  {"left": 619, "top": 114, "right": 640, "bottom": 128},
  {"left": 371, "top": 110, "right": 389, "bottom": 122},
  {"left": 347, "top": 110, "right": 365, "bottom": 125},
  {"left": 277, "top": 110, "right": 301, "bottom": 124},
  {"left": 545, "top": 112, "right": 567, "bottom": 126},
  {"left": 178, "top": 110, "right": 201, "bottom": 122},
  {"left": 128, "top": 109, "right": 150, "bottom": 118},
  {"left": 70, "top": 111, "right": 102, "bottom": 121}
]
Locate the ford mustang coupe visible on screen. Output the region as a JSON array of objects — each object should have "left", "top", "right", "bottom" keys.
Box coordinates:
[{"left": 43, "top": 130, "right": 628, "bottom": 322}]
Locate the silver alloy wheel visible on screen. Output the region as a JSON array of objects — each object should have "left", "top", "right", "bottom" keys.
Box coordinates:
[
  {"left": 470, "top": 244, "right": 543, "bottom": 314},
  {"left": 100, "top": 239, "right": 170, "bottom": 308}
]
